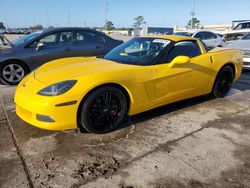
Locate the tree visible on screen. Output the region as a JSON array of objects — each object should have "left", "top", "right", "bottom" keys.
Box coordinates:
[
  {"left": 187, "top": 17, "right": 200, "bottom": 29},
  {"left": 30, "top": 24, "right": 43, "bottom": 30},
  {"left": 0, "top": 22, "right": 6, "bottom": 29},
  {"left": 104, "top": 21, "right": 114, "bottom": 31},
  {"left": 133, "top": 16, "right": 146, "bottom": 28}
]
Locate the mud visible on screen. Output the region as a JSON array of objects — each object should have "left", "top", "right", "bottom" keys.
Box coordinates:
[{"left": 71, "top": 156, "right": 120, "bottom": 186}]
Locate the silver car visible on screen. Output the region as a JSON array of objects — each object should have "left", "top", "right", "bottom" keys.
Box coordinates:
[
  {"left": 226, "top": 33, "right": 250, "bottom": 70},
  {"left": 0, "top": 27, "right": 123, "bottom": 85},
  {"left": 192, "top": 31, "right": 226, "bottom": 49}
]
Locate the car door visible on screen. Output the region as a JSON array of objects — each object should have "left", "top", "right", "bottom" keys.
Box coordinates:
[
  {"left": 154, "top": 40, "right": 212, "bottom": 106},
  {"left": 69, "top": 30, "right": 105, "bottom": 57},
  {"left": 203, "top": 32, "right": 218, "bottom": 48},
  {"left": 30, "top": 30, "right": 73, "bottom": 67}
]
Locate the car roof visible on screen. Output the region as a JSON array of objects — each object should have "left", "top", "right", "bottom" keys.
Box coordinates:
[
  {"left": 141, "top": 35, "right": 196, "bottom": 42},
  {"left": 236, "top": 21, "right": 250, "bottom": 24},
  {"left": 42, "top": 27, "right": 97, "bottom": 33}
]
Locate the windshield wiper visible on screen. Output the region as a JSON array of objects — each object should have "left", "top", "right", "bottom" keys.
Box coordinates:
[{"left": 0, "top": 34, "right": 14, "bottom": 47}]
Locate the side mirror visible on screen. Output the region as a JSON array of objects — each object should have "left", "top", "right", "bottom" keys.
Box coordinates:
[
  {"left": 168, "top": 56, "right": 190, "bottom": 68},
  {"left": 36, "top": 42, "right": 45, "bottom": 51}
]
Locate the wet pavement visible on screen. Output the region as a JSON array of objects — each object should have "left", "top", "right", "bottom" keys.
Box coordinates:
[{"left": 0, "top": 71, "right": 250, "bottom": 188}]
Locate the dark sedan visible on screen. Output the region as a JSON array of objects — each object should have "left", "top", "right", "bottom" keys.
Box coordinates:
[{"left": 0, "top": 27, "right": 123, "bottom": 85}]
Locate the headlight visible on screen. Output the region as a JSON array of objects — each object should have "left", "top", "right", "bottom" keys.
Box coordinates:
[{"left": 37, "top": 80, "right": 77, "bottom": 96}]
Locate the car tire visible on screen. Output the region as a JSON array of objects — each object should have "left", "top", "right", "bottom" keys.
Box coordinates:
[
  {"left": 79, "top": 86, "right": 128, "bottom": 134},
  {"left": 211, "top": 66, "right": 234, "bottom": 98},
  {"left": 0, "top": 61, "right": 29, "bottom": 85}
]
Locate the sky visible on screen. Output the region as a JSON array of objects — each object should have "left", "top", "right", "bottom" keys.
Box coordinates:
[{"left": 1, "top": 0, "right": 250, "bottom": 28}]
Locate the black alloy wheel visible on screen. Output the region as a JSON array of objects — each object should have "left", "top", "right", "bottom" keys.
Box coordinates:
[
  {"left": 212, "top": 66, "right": 234, "bottom": 98},
  {"left": 79, "top": 86, "right": 128, "bottom": 134}
]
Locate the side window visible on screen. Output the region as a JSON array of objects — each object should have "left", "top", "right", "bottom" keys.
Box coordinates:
[
  {"left": 166, "top": 41, "right": 201, "bottom": 63},
  {"left": 241, "top": 23, "right": 250, "bottom": 29},
  {"left": 39, "top": 33, "right": 58, "bottom": 46},
  {"left": 242, "top": 33, "right": 250, "bottom": 40},
  {"left": 59, "top": 31, "right": 73, "bottom": 44},
  {"left": 99, "top": 33, "right": 106, "bottom": 43},
  {"left": 204, "top": 32, "right": 217, "bottom": 40},
  {"left": 194, "top": 32, "right": 204, "bottom": 40},
  {"left": 75, "top": 30, "right": 97, "bottom": 43}
]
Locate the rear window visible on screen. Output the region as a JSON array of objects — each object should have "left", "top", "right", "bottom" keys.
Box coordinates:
[{"left": 75, "top": 30, "right": 97, "bottom": 43}]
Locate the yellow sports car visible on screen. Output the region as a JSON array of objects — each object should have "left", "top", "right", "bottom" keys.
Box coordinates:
[{"left": 14, "top": 35, "right": 243, "bottom": 133}]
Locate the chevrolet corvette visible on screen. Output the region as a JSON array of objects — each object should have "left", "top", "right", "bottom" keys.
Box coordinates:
[{"left": 14, "top": 35, "right": 243, "bottom": 133}]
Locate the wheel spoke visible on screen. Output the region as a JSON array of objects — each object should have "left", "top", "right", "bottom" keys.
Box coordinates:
[
  {"left": 105, "top": 92, "right": 112, "bottom": 105},
  {"left": 15, "top": 74, "right": 22, "bottom": 80},
  {"left": 3, "top": 70, "right": 11, "bottom": 75},
  {"left": 15, "top": 67, "right": 23, "bottom": 73},
  {"left": 9, "top": 75, "right": 15, "bottom": 82},
  {"left": 9, "top": 64, "right": 14, "bottom": 71}
]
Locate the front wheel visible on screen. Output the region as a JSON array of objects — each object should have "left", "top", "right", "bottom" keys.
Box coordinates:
[
  {"left": 211, "top": 66, "right": 234, "bottom": 98},
  {"left": 0, "top": 61, "right": 28, "bottom": 85},
  {"left": 79, "top": 86, "right": 128, "bottom": 134}
]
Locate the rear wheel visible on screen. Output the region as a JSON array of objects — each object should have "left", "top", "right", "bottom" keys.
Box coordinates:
[
  {"left": 0, "top": 61, "right": 28, "bottom": 85},
  {"left": 212, "top": 66, "right": 234, "bottom": 98},
  {"left": 79, "top": 86, "right": 128, "bottom": 134}
]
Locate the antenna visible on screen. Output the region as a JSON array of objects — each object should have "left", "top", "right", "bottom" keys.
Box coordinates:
[{"left": 190, "top": 0, "right": 196, "bottom": 29}]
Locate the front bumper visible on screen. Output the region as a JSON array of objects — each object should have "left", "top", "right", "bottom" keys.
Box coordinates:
[
  {"left": 243, "top": 57, "right": 250, "bottom": 70},
  {"left": 14, "top": 76, "right": 81, "bottom": 131}
]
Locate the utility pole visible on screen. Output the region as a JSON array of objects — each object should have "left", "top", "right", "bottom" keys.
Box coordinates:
[
  {"left": 46, "top": 11, "right": 50, "bottom": 28},
  {"left": 67, "top": 8, "right": 71, "bottom": 26},
  {"left": 104, "top": 1, "right": 109, "bottom": 29},
  {"left": 190, "top": 0, "right": 196, "bottom": 29}
]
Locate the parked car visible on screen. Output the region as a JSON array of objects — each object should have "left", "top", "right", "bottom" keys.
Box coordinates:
[
  {"left": 0, "top": 27, "right": 123, "bottom": 85},
  {"left": 226, "top": 32, "right": 250, "bottom": 69},
  {"left": 223, "top": 22, "right": 250, "bottom": 41},
  {"left": 173, "top": 32, "right": 192, "bottom": 37},
  {"left": 15, "top": 35, "right": 243, "bottom": 133},
  {"left": 192, "top": 31, "right": 226, "bottom": 49}
]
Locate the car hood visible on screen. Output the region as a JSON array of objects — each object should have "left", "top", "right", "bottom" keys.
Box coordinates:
[
  {"left": 34, "top": 57, "right": 134, "bottom": 84},
  {"left": 226, "top": 40, "right": 250, "bottom": 50},
  {"left": 0, "top": 46, "right": 14, "bottom": 53}
]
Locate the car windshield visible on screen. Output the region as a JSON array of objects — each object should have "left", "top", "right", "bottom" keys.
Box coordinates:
[
  {"left": 103, "top": 38, "right": 171, "bottom": 65},
  {"left": 11, "top": 31, "right": 41, "bottom": 46}
]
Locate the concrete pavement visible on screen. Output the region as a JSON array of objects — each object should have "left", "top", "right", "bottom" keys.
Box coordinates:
[{"left": 0, "top": 71, "right": 250, "bottom": 187}]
